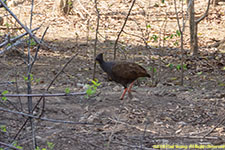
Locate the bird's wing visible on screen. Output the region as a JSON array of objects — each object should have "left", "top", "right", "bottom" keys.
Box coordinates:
[{"left": 111, "top": 62, "right": 147, "bottom": 80}]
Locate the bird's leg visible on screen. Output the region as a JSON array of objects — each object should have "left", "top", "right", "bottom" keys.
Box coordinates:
[
  {"left": 128, "top": 81, "right": 134, "bottom": 93},
  {"left": 120, "top": 88, "right": 128, "bottom": 100}
]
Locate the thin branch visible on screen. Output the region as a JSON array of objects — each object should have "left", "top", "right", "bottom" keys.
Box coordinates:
[
  {"left": 28, "top": 0, "right": 36, "bottom": 148},
  {"left": 0, "top": 107, "right": 103, "bottom": 125},
  {"left": 2, "top": 92, "right": 86, "bottom": 97},
  {"left": 153, "top": 135, "right": 219, "bottom": 140},
  {"left": 140, "top": 119, "right": 149, "bottom": 150},
  {"left": 0, "top": 0, "right": 40, "bottom": 45},
  {"left": 12, "top": 52, "right": 80, "bottom": 141},
  {"left": 113, "top": 0, "right": 136, "bottom": 60},
  {"left": 47, "top": 52, "right": 79, "bottom": 90},
  {"left": 92, "top": 0, "right": 100, "bottom": 80},
  {"left": 204, "top": 116, "right": 225, "bottom": 137},
  {"left": 196, "top": 0, "right": 211, "bottom": 24},
  {"left": 0, "top": 141, "right": 21, "bottom": 150},
  {"left": 29, "top": 26, "right": 49, "bottom": 71},
  {"left": 0, "top": 27, "right": 40, "bottom": 49}
]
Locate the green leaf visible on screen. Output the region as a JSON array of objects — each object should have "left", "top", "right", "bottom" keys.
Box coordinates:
[
  {"left": 35, "top": 78, "right": 40, "bottom": 83},
  {"left": 170, "top": 34, "right": 174, "bottom": 39},
  {"left": 47, "top": 142, "right": 54, "bottom": 149},
  {"left": 35, "top": 147, "right": 40, "bottom": 150},
  {"left": 176, "top": 30, "right": 181, "bottom": 37},
  {"left": 1, "top": 90, "right": 8, "bottom": 101},
  {"left": 23, "top": 76, "right": 28, "bottom": 81},
  {"left": 2, "top": 90, "right": 8, "bottom": 95},
  {"left": 183, "top": 64, "right": 187, "bottom": 70},
  {"left": 197, "top": 71, "right": 202, "bottom": 75},
  {"left": 65, "top": 88, "right": 70, "bottom": 94},
  {"left": 151, "top": 35, "right": 158, "bottom": 42},
  {"left": 166, "top": 63, "right": 173, "bottom": 68},
  {"left": 146, "top": 24, "right": 151, "bottom": 28},
  {"left": 161, "top": 0, "right": 165, "bottom": 3},
  {"left": 0, "top": 125, "right": 7, "bottom": 132},
  {"left": 222, "top": 66, "right": 225, "bottom": 70},
  {"left": 176, "top": 64, "right": 181, "bottom": 70},
  {"left": 218, "top": 83, "right": 225, "bottom": 87},
  {"left": 2, "top": 97, "right": 7, "bottom": 101},
  {"left": 27, "top": 39, "right": 37, "bottom": 46}
]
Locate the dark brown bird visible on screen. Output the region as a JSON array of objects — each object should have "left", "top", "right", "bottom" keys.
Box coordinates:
[{"left": 96, "top": 53, "right": 150, "bottom": 100}]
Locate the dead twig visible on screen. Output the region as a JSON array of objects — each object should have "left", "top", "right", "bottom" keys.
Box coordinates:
[
  {"left": 0, "top": 107, "right": 103, "bottom": 125},
  {"left": 92, "top": 0, "right": 100, "bottom": 80},
  {"left": 12, "top": 52, "right": 80, "bottom": 141},
  {"left": 2, "top": 92, "right": 86, "bottom": 97},
  {"left": 0, "top": 27, "right": 40, "bottom": 49},
  {"left": 0, "top": 141, "right": 21, "bottom": 150},
  {"left": 113, "top": 0, "right": 136, "bottom": 60},
  {"left": 204, "top": 116, "right": 225, "bottom": 137},
  {"left": 153, "top": 135, "right": 220, "bottom": 140},
  {"left": 0, "top": 0, "right": 40, "bottom": 45}
]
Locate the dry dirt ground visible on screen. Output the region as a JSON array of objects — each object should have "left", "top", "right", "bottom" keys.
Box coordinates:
[{"left": 0, "top": 0, "right": 225, "bottom": 150}]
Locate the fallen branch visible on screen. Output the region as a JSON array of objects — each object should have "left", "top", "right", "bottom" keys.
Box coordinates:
[
  {"left": 0, "top": 0, "right": 41, "bottom": 45},
  {"left": 0, "top": 107, "right": 103, "bottom": 125},
  {"left": 0, "top": 141, "right": 21, "bottom": 150},
  {"left": 1, "top": 92, "right": 86, "bottom": 97},
  {"left": 204, "top": 116, "right": 225, "bottom": 137},
  {"left": 153, "top": 135, "right": 219, "bottom": 140},
  {"left": 0, "top": 27, "right": 40, "bottom": 48}
]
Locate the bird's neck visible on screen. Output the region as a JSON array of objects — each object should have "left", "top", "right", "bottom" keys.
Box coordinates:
[{"left": 99, "top": 60, "right": 113, "bottom": 74}]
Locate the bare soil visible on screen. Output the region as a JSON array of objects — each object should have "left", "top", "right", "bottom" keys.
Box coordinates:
[{"left": 0, "top": 0, "right": 225, "bottom": 150}]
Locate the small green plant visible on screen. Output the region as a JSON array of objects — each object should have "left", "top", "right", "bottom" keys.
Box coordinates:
[
  {"left": 85, "top": 79, "right": 101, "bottom": 98},
  {"left": 0, "top": 125, "right": 7, "bottom": 132},
  {"left": 166, "top": 63, "right": 174, "bottom": 69},
  {"left": 197, "top": 71, "right": 202, "bottom": 75},
  {"left": 64, "top": 88, "right": 70, "bottom": 94},
  {"left": 35, "top": 78, "right": 41, "bottom": 84},
  {"left": 150, "top": 34, "right": 158, "bottom": 42},
  {"left": 1, "top": 90, "right": 8, "bottom": 101},
  {"left": 23, "top": 73, "right": 34, "bottom": 81},
  {"left": 47, "top": 142, "right": 54, "bottom": 150},
  {"left": 176, "top": 64, "right": 187, "bottom": 70},
  {"left": 166, "top": 63, "right": 187, "bottom": 70},
  {"left": 148, "top": 66, "right": 157, "bottom": 73},
  {"left": 12, "top": 142, "right": 23, "bottom": 150},
  {"left": 35, "top": 142, "right": 54, "bottom": 150},
  {"left": 175, "top": 30, "right": 181, "bottom": 37},
  {"left": 146, "top": 24, "right": 151, "bottom": 28},
  {"left": 27, "top": 39, "right": 37, "bottom": 46}
]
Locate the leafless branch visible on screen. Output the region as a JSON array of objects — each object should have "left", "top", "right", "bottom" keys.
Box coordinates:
[
  {"left": 0, "top": 141, "right": 21, "bottom": 150},
  {"left": 196, "top": 0, "right": 211, "bottom": 24},
  {"left": 12, "top": 52, "right": 80, "bottom": 141},
  {"left": 47, "top": 52, "right": 79, "bottom": 90},
  {"left": 153, "top": 135, "right": 219, "bottom": 140},
  {"left": 1, "top": 92, "right": 86, "bottom": 97},
  {"left": 0, "top": 0, "right": 40, "bottom": 45},
  {"left": 0, "top": 107, "right": 103, "bottom": 125},
  {"left": 113, "top": 0, "right": 136, "bottom": 60},
  {"left": 92, "top": 0, "right": 100, "bottom": 79},
  {"left": 204, "top": 116, "right": 225, "bottom": 137},
  {"left": 0, "top": 27, "right": 40, "bottom": 49}
]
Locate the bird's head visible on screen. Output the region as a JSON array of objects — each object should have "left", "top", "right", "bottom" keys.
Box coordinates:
[{"left": 95, "top": 53, "right": 104, "bottom": 63}]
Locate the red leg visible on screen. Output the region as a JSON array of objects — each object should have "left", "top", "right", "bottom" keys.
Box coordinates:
[
  {"left": 127, "top": 81, "right": 134, "bottom": 93},
  {"left": 120, "top": 88, "right": 127, "bottom": 100}
]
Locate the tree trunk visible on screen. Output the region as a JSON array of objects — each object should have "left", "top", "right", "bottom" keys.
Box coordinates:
[
  {"left": 193, "top": 24, "right": 198, "bottom": 56},
  {"left": 54, "top": 0, "right": 72, "bottom": 15},
  {"left": 188, "top": 0, "right": 196, "bottom": 55}
]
